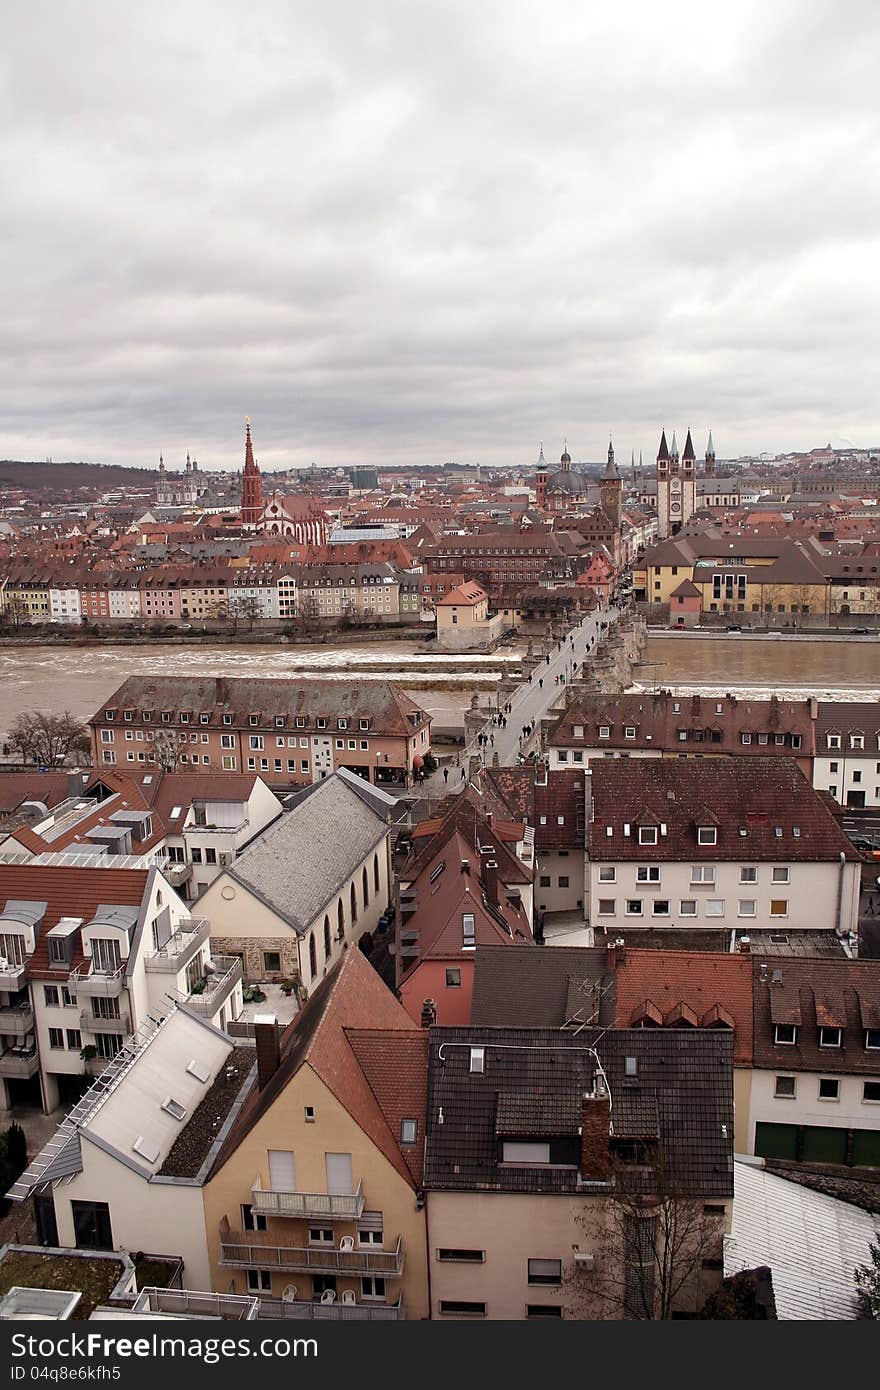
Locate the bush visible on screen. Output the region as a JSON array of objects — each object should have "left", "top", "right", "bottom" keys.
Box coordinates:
[
  {"left": 0, "top": 1122, "right": 28, "bottom": 1216},
  {"left": 422, "top": 753, "right": 438, "bottom": 775}
]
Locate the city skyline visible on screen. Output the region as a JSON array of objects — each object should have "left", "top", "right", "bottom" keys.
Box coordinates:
[{"left": 2, "top": 1, "right": 879, "bottom": 469}]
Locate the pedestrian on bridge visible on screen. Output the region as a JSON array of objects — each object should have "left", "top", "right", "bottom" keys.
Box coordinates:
[{"left": 538, "top": 678, "right": 543, "bottom": 688}]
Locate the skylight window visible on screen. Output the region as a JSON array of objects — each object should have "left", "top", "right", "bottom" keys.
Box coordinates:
[
  {"left": 132, "top": 1135, "right": 161, "bottom": 1163},
  {"left": 161, "top": 1097, "right": 188, "bottom": 1121},
  {"left": 186, "top": 1059, "right": 210, "bottom": 1083},
  {"left": 170, "top": 806, "right": 183, "bottom": 820}
]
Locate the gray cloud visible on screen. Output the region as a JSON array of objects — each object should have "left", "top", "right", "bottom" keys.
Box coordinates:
[{"left": 0, "top": 0, "right": 878, "bottom": 471}]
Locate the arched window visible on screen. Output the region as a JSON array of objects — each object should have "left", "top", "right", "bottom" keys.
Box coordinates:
[
  {"left": 338, "top": 899, "right": 344, "bottom": 938},
  {"left": 308, "top": 933, "right": 317, "bottom": 979},
  {"left": 323, "top": 916, "right": 331, "bottom": 961},
  {"left": 362, "top": 866, "right": 369, "bottom": 909},
  {"left": 374, "top": 852, "right": 380, "bottom": 894},
  {"left": 350, "top": 882, "right": 358, "bottom": 924}
]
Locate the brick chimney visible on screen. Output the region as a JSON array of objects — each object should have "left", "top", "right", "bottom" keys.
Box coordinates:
[
  {"left": 254, "top": 1014, "right": 281, "bottom": 1090},
  {"left": 483, "top": 859, "right": 499, "bottom": 905},
  {"left": 606, "top": 936, "right": 625, "bottom": 968},
  {"left": 421, "top": 998, "right": 437, "bottom": 1027},
  {"left": 580, "top": 1087, "right": 612, "bottom": 1181}
]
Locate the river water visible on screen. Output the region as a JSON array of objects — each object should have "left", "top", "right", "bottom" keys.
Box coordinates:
[{"left": 0, "top": 635, "right": 876, "bottom": 746}]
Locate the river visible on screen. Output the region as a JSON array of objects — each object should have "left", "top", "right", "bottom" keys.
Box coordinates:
[{"left": 0, "top": 635, "right": 876, "bottom": 748}]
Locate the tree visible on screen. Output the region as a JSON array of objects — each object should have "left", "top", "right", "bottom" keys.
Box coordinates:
[
  {"left": 151, "top": 729, "right": 181, "bottom": 772},
  {"left": 228, "top": 594, "right": 262, "bottom": 632},
  {"left": 855, "top": 1234, "right": 880, "bottom": 1318},
  {"left": 0, "top": 599, "right": 32, "bottom": 631},
  {"left": 7, "top": 710, "right": 91, "bottom": 768},
  {"left": 567, "top": 1169, "right": 726, "bottom": 1320}
]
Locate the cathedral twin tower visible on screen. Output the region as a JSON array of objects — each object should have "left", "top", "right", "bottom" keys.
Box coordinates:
[{"left": 656, "top": 428, "right": 715, "bottom": 539}]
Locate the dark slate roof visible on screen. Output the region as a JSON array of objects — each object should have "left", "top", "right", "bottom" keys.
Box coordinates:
[
  {"left": 471, "top": 945, "right": 614, "bottom": 1028},
  {"left": 424, "top": 1026, "right": 734, "bottom": 1197},
  {"left": 752, "top": 957, "right": 880, "bottom": 1076}
]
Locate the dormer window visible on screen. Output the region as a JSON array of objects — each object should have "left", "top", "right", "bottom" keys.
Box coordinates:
[
  {"left": 316, "top": 718, "right": 327, "bottom": 729},
  {"left": 338, "top": 719, "right": 348, "bottom": 730},
  {"left": 123, "top": 710, "right": 133, "bottom": 722},
  {"left": 143, "top": 711, "right": 152, "bottom": 723},
  {"left": 697, "top": 826, "right": 717, "bottom": 845},
  {"left": 359, "top": 719, "right": 370, "bottom": 731},
  {"left": 105, "top": 709, "right": 116, "bottom": 721},
  {"left": 161, "top": 711, "right": 172, "bottom": 723},
  {"left": 223, "top": 714, "right": 233, "bottom": 726},
  {"left": 573, "top": 725, "right": 584, "bottom": 739},
  {"left": 200, "top": 714, "right": 209, "bottom": 725},
  {"left": 827, "top": 734, "right": 841, "bottom": 749},
  {"left": 638, "top": 826, "right": 657, "bottom": 845},
  {"left": 774, "top": 1024, "right": 798, "bottom": 1046},
  {"left": 740, "top": 733, "right": 752, "bottom": 745},
  {"left": 179, "top": 713, "right": 189, "bottom": 724},
  {"left": 624, "top": 727, "right": 636, "bottom": 739},
  {"left": 275, "top": 717, "right": 285, "bottom": 728},
  {"left": 598, "top": 726, "right": 610, "bottom": 739},
  {"left": 296, "top": 717, "right": 306, "bottom": 728},
  {"left": 850, "top": 733, "right": 864, "bottom": 750},
  {"left": 819, "top": 1027, "right": 842, "bottom": 1048},
  {"left": 249, "top": 715, "right": 259, "bottom": 726}
]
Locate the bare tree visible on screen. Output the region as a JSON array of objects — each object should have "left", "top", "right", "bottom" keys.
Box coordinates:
[
  {"left": 150, "top": 729, "right": 181, "bottom": 772},
  {"left": 0, "top": 599, "right": 33, "bottom": 632},
  {"left": 567, "top": 1171, "right": 726, "bottom": 1320},
  {"left": 228, "top": 594, "right": 262, "bottom": 632},
  {"left": 7, "top": 711, "right": 92, "bottom": 768}
]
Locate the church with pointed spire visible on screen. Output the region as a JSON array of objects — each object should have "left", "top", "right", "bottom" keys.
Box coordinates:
[
  {"left": 240, "top": 418, "right": 263, "bottom": 526},
  {"left": 656, "top": 426, "right": 704, "bottom": 538}
]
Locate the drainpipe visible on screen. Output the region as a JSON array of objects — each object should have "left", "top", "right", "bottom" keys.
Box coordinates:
[{"left": 835, "top": 850, "right": 846, "bottom": 941}]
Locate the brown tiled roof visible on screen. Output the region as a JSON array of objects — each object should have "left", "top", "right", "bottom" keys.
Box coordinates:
[
  {"left": 613, "top": 948, "right": 754, "bottom": 1065},
  {"left": 209, "top": 948, "right": 423, "bottom": 1188},
  {"left": 0, "top": 863, "right": 150, "bottom": 979},
  {"left": 0, "top": 773, "right": 70, "bottom": 816},
  {"left": 345, "top": 1029, "right": 429, "bottom": 1186},
  {"left": 588, "top": 758, "right": 858, "bottom": 863},
  {"left": 471, "top": 944, "right": 613, "bottom": 1027},
  {"left": 752, "top": 957, "right": 880, "bottom": 1075}
]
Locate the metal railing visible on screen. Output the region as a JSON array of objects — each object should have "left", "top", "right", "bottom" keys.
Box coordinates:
[
  {"left": 70, "top": 962, "right": 126, "bottom": 997},
  {"left": 144, "top": 918, "right": 210, "bottom": 973},
  {"left": 80, "top": 1009, "right": 131, "bottom": 1035},
  {"left": 220, "top": 1235, "right": 402, "bottom": 1275},
  {"left": 251, "top": 1179, "right": 364, "bottom": 1221},
  {"left": 132, "top": 1288, "right": 258, "bottom": 1321},
  {"left": 185, "top": 956, "right": 242, "bottom": 1017},
  {"left": 257, "top": 1295, "right": 404, "bottom": 1321}
]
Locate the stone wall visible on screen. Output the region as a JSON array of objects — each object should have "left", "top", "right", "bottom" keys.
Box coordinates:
[{"left": 211, "top": 935, "right": 300, "bottom": 982}]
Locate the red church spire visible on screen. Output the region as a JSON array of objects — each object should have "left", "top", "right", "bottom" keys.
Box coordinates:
[{"left": 241, "top": 417, "right": 263, "bottom": 525}]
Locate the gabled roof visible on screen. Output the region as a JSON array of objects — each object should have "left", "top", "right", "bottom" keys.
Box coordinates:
[
  {"left": 613, "top": 948, "right": 754, "bottom": 1065},
  {"left": 0, "top": 863, "right": 150, "bottom": 978},
  {"left": 752, "top": 957, "right": 880, "bottom": 1074},
  {"left": 471, "top": 945, "right": 613, "bottom": 1027},
  {"left": 210, "top": 949, "right": 423, "bottom": 1188}
]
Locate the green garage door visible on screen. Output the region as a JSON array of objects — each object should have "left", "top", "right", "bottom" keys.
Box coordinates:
[
  {"left": 801, "top": 1126, "right": 848, "bottom": 1164},
  {"left": 754, "top": 1123, "right": 798, "bottom": 1160},
  {"left": 852, "top": 1129, "right": 880, "bottom": 1168}
]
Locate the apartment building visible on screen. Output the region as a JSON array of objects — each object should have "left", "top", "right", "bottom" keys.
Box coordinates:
[
  {"left": 749, "top": 957, "right": 880, "bottom": 1167},
  {"left": 635, "top": 533, "right": 830, "bottom": 614},
  {"left": 420, "top": 529, "right": 588, "bottom": 591},
  {"left": 203, "top": 950, "right": 430, "bottom": 1319},
  {"left": 424, "top": 1026, "right": 734, "bottom": 1319},
  {"left": 547, "top": 692, "right": 813, "bottom": 778},
  {"left": 0, "top": 861, "right": 241, "bottom": 1113},
  {"left": 90, "top": 676, "right": 431, "bottom": 789},
  {"left": 812, "top": 701, "right": 880, "bottom": 810},
  {"left": 196, "top": 771, "right": 397, "bottom": 989},
  {"left": 297, "top": 564, "right": 400, "bottom": 622},
  {"left": 584, "top": 759, "right": 861, "bottom": 939}
]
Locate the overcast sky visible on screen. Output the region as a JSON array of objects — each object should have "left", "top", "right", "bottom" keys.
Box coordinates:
[{"left": 1, "top": 1, "right": 878, "bottom": 472}]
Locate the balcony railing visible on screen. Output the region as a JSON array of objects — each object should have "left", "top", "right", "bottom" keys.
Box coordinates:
[
  {"left": 80, "top": 1009, "right": 131, "bottom": 1035},
  {"left": 144, "top": 918, "right": 210, "bottom": 974},
  {"left": 0, "top": 962, "right": 28, "bottom": 992},
  {"left": 132, "top": 1288, "right": 258, "bottom": 1321},
  {"left": 185, "top": 955, "right": 242, "bottom": 1017},
  {"left": 251, "top": 1179, "right": 364, "bottom": 1221},
  {"left": 220, "top": 1235, "right": 403, "bottom": 1276},
  {"left": 70, "top": 962, "right": 125, "bottom": 998},
  {"left": 0, "top": 1047, "right": 39, "bottom": 1078},
  {"left": 161, "top": 862, "right": 194, "bottom": 889},
  {"left": 257, "top": 1296, "right": 404, "bottom": 1321},
  {"left": 0, "top": 1004, "right": 34, "bottom": 1034}
]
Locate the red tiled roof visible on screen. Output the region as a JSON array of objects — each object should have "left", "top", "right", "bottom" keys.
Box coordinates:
[
  {"left": 614, "top": 948, "right": 754, "bottom": 1065},
  {"left": 0, "top": 863, "right": 150, "bottom": 979}
]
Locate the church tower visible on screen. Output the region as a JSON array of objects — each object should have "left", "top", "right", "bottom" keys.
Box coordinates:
[
  {"left": 241, "top": 418, "right": 263, "bottom": 526},
  {"left": 704, "top": 430, "right": 716, "bottom": 478},
  {"left": 656, "top": 430, "right": 671, "bottom": 538},
  {"left": 681, "top": 428, "right": 697, "bottom": 532},
  {"left": 600, "top": 436, "right": 622, "bottom": 531},
  {"left": 535, "top": 443, "right": 548, "bottom": 510}
]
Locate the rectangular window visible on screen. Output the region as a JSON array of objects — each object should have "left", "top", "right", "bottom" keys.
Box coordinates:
[
  {"left": 705, "top": 899, "right": 725, "bottom": 917},
  {"left": 774, "top": 1024, "right": 798, "bottom": 1046},
  {"left": 739, "top": 866, "right": 757, "bottom": 883},
  {"left": 819, "top": 1027, "right": 841, "bottom": 1048},
  {"left": 241, "top": 1204, "right": 267, "bottom": 1232},
  {"left": 439, "top": 1301, "right": 487, "bottom": 1317},
  {"left": 636, "top": 866, "right": 660, "bottom": 882},
  {"left": 637, "top": 826, "right": 657, "bottom": 845},
  {"left": 462, "top": 913, "right": 476, "bottom": 948},
  {"left": 247, "top": 1270, "right": 272, "bottom": 1292},
  {"left": 770, "top": 899, "right": 788, "bottom": 917},
  {"left": 438, "top": 1249, "right": 485, "bottom": 1263},
  {"left": 651, "top": 900, "right": 670, "bottom": 916},
  {"left": 863, "top": 1082, "right": 880, "bottom": 1102},
  {"left": 818, "top": 1078, "right": 840, "bottom": 1101},
  {"left": 598, "top": 899, "right": 616, "bottom": 915},
  {"left": 690, "top": 865, "right": 715, "bottom": 883},
  {"left": 774, "top": 1076, "right": 796, "bottom": 1098},
  {"left": 599, "top": 867, "right": 616, "bottom": 882},
  {"left": 71, "top": 1201, "right": 113, "bottom": 1251},
  {"left": 738, "top": 900, "right": 756, "bottom": 917},
  {"left": 697, "top": 826, "right": 717, "bottom": 845},
  {"left": 469, "top": 1047, "right": 485, "bottom": 1074},
  {"left": 263, "top": 951, "right": 281, "bottom": 973},
  {"left": 771, "top": 867, "right": 790, "bottom": 883},
  {"left": 502, "top": 1141, "right": 550, "bottom": 1164},
  {"left": 48, "top": 1028, "right": 64, "bottom": 1049},
  {"left": 361, "top": 1275, "right": 386, "bottom": 1299},
  {"left": 66, "top": 1029, "right": 82, "bottom": 1049},
  {"left": 308, "top": 1228, "right": 334, "bottom": 1245},
  {"left": 679, "top": 899, "right": 697, "bottom": 916},
  {"left": 445, "top": 968, "right": 461, "bottom": 988},
  {"left": 44, "top": 985, "right": 59, "bottom": 1007},
  {"left": 625, "top": 899, "right": 643, "bottom": 915},
  {"left": 527, "top": 1258, "right": 562, "bottom": 1286}
]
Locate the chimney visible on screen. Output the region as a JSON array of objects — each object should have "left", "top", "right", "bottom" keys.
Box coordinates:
[
  {"left": 461, "top": 859, "right": 470, "bottom": 876},
  {"left": 738, "top": 936, "right": 751, "bottom": 954},
  {"left": 483, "top": 859, "right": 499, "bottom": 905},
  {"left": 421, "top": 998, "right": 437, "bottom": 1028},
  {"left": 580, "top": 1086, "right": 612, "bottom": 1181},
  {"left": 67, "top": 769, "right": 88, "bottom": 799},
  {"left": 254, "top": 1014, "right": 281, "bottom": 1090},
  {"left": 486, "top": 811, "right": 493, "bottom": 828},
  {"left": 606, "top": 940, "right": 617, "bottom": 970}
]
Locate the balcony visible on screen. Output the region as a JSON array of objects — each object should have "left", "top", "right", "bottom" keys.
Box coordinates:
[
  {"left": 251, "top": 1179, "right": 364, "bottom": 1221},
  {"left": 0, "top": 962, "right": 28, "bottom": 992},
  {"left": 70, "top": 963, "right": 125, "bottom": 998},
  {"left": 0, "top": 1003, "right": 34, "bottom": 1034},
  {"left": 185, "top": 955, "right": 242, "bottom": 1018},
  {"left": 161, "top": 862, "right": 193, "bottom": 890},
  {"left": 80, "top": 1009, "right": 131, "bottom": 1035},
  {"left": 0, "top": 1047, "right": 39, "bottom": 1079},
  {"left": 258, "top": 1295, "right": 404, "bottom": 1321},
  {"left": 132, "top": 1288, "right": 258, "bottom": 1321},
  {"left": 144, "top": 918, "right": 210, "bottom": 974},
  {"left": 220, "top": 1236, "right": 403, "bottom": 1276}
]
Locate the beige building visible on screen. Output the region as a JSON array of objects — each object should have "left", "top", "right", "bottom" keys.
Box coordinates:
[
  {"left": 435, "top": 582, "right": 506, "bottom": 651},
  {"left": 196, "top": 771, "right": 397, "bottom": 988}
]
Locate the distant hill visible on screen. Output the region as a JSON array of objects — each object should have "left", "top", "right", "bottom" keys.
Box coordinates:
[{"left": 0, "top": 460, "right": 157, "bottom": 492}]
